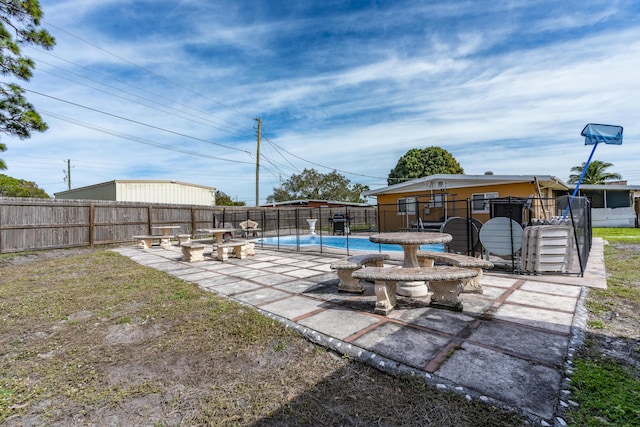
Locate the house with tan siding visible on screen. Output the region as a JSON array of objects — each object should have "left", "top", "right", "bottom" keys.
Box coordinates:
[{"left": 364, "top": 174, "right": 569, "bottom": 232}]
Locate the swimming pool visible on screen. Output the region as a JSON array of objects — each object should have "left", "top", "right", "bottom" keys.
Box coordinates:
[{"left": 258, "top": 235, "right": 444, "bottom": 252}]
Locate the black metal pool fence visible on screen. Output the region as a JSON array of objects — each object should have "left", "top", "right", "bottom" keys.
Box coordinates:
[
  {"left": 215, "top": 195, "right": 591, "bottom": 275},
  {"left": 0, "top": 196, "right": 590, "bottom": 270}
]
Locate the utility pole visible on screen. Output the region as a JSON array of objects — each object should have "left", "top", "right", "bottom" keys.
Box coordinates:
[
  {"left": 255, "top": 117, "right": 261, "bottom": 207},
  {"left": 63, "top": 159, "right": 71, "bottom": 190}
]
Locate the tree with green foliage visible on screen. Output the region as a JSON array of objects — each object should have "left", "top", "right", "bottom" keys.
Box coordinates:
[
  {"left": 215, "top": 190, "right": 246, "bottom": 206},
  {"left": 1, "top": 0, "right": 55, "bottom": 169},
  {"left": 0, "top": 173, "right": 49, "bottom": 197},
  {"left": 568, "top": 160, "right": 622, "bottom": 185},
  {"left": 266, "top": 169, "right": 369, "bottom": 204},
  {"left": 387, "top": 146, "right": 464, "bottom": 185}
]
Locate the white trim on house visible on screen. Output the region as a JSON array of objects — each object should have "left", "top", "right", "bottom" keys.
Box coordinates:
[{"left": 364, "top": 174, "right": 568, "bottom": 196}]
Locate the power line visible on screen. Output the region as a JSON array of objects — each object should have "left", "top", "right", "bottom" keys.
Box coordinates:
[
  {"left": 40, "top": 109, "right": 254, "bottom": 165},
  {"left": 5, "top": 156, "right": 126, "bottom": 169},
  {"left": 5, "top": 163, "right": 62, "bottom": 172},
  {"left": 262, "top": 137, "right": 301, "bottom": 174},
  {"left": 258, "top": 152, "right": 299, "bottom": 177},
  {"left": 257, "top": 142, "right": 300, "bottom": 176},
  {"left": 261, "top": 135, "right": 387, "bottom": 180},
  {"left": 27, "top": 89, "right": 252, "bottom": 155}
]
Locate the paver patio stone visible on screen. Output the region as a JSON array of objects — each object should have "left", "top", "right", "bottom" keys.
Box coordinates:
[
  {"left": 175, "top": 271, "right": 218, "bottom": 282},
  {"left": 467, "top": 320, "right": 569, "bottom": 365},
  {"left": 283, "top": 269, "right": 323, "bottom": 279},
  {"left": 260, "top": 295, "right": 329, "bottom": 321},
  {"left": 474, "top": 285, "right": 509, "bottom": 299},
  {"left": 298, "top": 308, "right": 381, "bottom": 340},
  {"left": 520, "top": 281, "right": 582, "bottom": 297},
  {"left": 249, "top": 273, "right": 297, "bottom": 286},
  {"left": 506, "top": 289, "right": 578, "bottom": 312},
  {"left": 208, "top": 280, "right": 263, "bottom": 295},
  {"left": 480, "top": 276, "right": 521, "bottom": 288},
  {"left": 351, "top": 322, "right": 451, "bottom": 370},
  {"left": 197, "top": 276, "right": 239, "bottom": 288},
  {"left": 274, "top": 279, "right": 332, "bottom": 294},
  {"left": 261, "top": 265, "right": 301, "bottom": 273},
  {"left": 396, "top": 307, "right": 476, "bottom": 335},
  {"left": 436, "top": 342, "right": 562, "bottom": 420},
  {"left": 493, "top": 303, "right": 574, "bottom": 334},
  {"left": 233, "top": 287, "right": 293, "bottom": 305},
  {"left": 169, "top": 267, "right": 209, "bottom": 277}
]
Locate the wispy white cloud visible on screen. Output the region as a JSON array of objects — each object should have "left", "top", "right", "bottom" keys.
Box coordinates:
[
  {"left": 533, "top": 7, "right": 620, "bottom": 33},
  {"left": 3, "top": 0, "right": 639, "bottom": 203}
]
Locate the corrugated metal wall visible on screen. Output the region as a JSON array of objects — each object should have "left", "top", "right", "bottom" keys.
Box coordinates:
[
  {"left": 56, "top": 182, "right": 117, "bottom": 201},
  {"left": 55, "top": 180, "right": 215, "bottom": 206},
  {"left": 116, "top": 181, "right": 215, "bottom": 206}
]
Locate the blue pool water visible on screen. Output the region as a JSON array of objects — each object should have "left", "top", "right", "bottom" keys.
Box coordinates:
[{"left": 258, "top": 235, "right": 444, "bottom": 252}]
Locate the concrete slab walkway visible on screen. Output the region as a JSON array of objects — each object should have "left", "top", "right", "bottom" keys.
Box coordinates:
[{"left": 113, "top": 238, "right": 606, "bottom": 425}]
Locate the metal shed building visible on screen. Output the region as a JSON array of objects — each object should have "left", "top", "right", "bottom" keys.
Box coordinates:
[{"left": 54, "top": 180, "right": 216, "bottom": 206}]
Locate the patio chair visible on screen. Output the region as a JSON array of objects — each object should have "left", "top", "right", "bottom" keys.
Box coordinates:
[{"left": 239, "top": 219, "right": 260, "bottom": 237}]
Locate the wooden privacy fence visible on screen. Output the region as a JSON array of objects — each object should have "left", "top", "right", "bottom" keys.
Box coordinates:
[
  {"left": 0, "top": 197, "right": 378, "bottom": 254},
  {"left": 0, "top": 198, "right": 219, "bottom": 254}
]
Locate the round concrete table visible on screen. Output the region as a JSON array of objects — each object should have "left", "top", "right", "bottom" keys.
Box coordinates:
[{"left": 369, "top": 232, "right": 452, "bottom": 297}]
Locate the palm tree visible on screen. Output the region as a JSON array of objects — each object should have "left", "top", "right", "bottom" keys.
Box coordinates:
[{"left": 568, "top": 160, "right": 622, "bottom": 184}]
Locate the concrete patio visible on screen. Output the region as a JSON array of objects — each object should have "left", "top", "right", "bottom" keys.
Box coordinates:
[{"left": 113, "top": 238, "right": 606, "bottom": 425}]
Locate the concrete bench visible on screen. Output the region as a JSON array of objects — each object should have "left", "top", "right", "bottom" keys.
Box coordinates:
[
  {"left": 177, "top": 234, "right": 192, "bottom": 245},
  {"left": 181, "top": 242, "right": 205, "bottom": 262},
  {"left": 330, "top": 253, "right": 390, "bottom": 293},
  {"left": 216, "top": 240, "right": 248, "bottom": 261},
  {"left": 132, "top": 235, "right": 160, "bottom": 249},
  {"left": 417, "top": 251, "right": 494, "bottom": 294},
  {"left": 352, "top": 266, "right": 478, "bottom": 315},
  {"left": 191, "top": 237, "right": 215, "bottom": 244}
]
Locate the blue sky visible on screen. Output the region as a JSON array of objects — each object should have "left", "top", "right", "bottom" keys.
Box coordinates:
[{"left": 4, "top": 0, "right": 640, "bottom": 204}]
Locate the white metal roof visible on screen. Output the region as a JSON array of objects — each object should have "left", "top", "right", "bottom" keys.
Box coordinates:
[
  {"left": 54, "top": 179, "right": 216, "bottom": 196},
  {"left": 572, "top": 184, "right": 640, "bottom": 191},
  {"left": 364, "top": 174, "right": 569, "bottom": 196}
]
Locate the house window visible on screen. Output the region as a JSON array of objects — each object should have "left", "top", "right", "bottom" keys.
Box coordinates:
[
  {"left": 397, "top": 197, "right": 417, "bottom": 215},
  {"left": 429, "top": 194, "right": 443, "bottom": 208},
  {"left": 471, "top": 192, "right": 498, "bottom": 212}
]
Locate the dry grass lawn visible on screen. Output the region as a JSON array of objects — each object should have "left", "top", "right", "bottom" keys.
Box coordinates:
[{"left": 0, "top": 248, "right": 528, "bottom": 426}]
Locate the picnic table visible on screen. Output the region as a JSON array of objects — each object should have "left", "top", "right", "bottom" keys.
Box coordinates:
[
  {"left": 369, "top": 232, "right": 452, "bottom": 297},
  {"left": 151, "top": 225, "right": 181, "bottom": 247}
]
